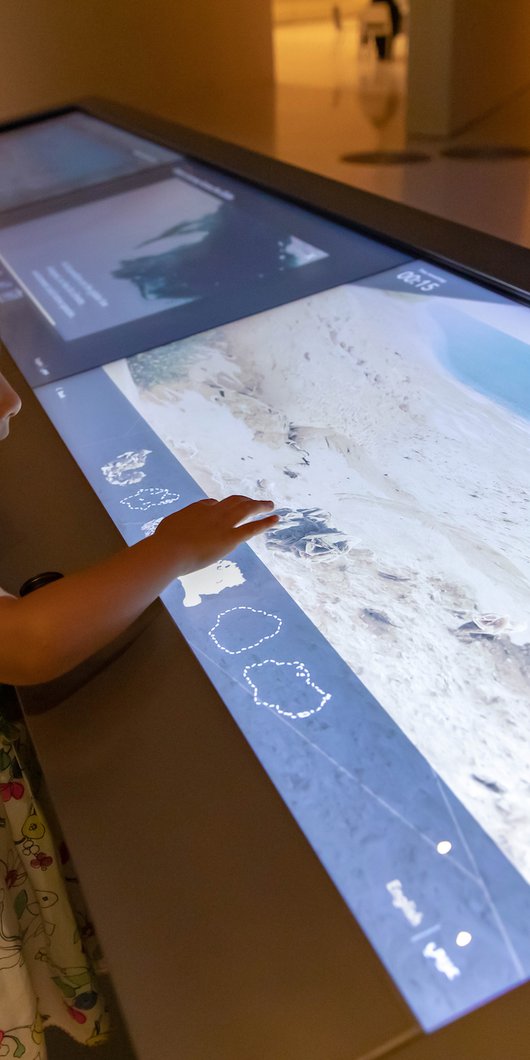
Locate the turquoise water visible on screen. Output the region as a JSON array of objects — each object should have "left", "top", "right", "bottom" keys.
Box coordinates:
[{"left": 430, "top": 305, "right": 530, "bottom": 423}]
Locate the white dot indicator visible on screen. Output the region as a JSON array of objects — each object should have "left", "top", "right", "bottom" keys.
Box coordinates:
[
  {"left": 437, "top": 840, "right": 452, "bottom": 855},
  {"left": 456, "top": 931, "right": 472, "bottom": 948}
]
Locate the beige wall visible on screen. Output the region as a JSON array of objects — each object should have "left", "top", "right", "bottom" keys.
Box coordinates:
[
  {"left": 407, "top": 0, "right": 530, "bottom": 136},
  {"left": 451, "top": 0, "right": 530, "bottom": 130},
  {"left": 0, "top": 0, "right": 274, "bottom": 141},
  {"left": 406, "top": 2, "right": 454, "bottom": 137}
]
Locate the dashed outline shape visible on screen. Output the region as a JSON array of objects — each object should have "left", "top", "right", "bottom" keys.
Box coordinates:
[
  {"left": 243, "top": 659, "right": 331, "bottom": 720},
  {"left": 120, "top": 487, "right": 180, "bottom": 512},
  {"left": 208, "top": 606, "right": 282, "bottom": 655}
]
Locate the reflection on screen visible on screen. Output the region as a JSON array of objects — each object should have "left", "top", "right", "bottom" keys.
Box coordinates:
[
  {"left": 0, "top": 111, "right": 178, "bottom": 212},
  {"left": 37, "top": 260, "right": 530, "bottom": 1032},
  {"left": 0, "top": 172, "right": 326, "bottom": 341},
  {"left": 0, "top": 144, "right": 407, "bottom": 383}
]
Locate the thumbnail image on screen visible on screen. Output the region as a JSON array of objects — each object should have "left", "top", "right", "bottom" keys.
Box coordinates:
[
  {"left": 37, "top": 259, "right": 530, "bottom": 1032},
  {"left": 0, "top": 110, "right": 178, "bottom": 213},
  {"left": 0, "top": 172, "right": 327, "bottom": 341},
  {"left": 0, "top": 155, "right": 407, "bottom": 384}
]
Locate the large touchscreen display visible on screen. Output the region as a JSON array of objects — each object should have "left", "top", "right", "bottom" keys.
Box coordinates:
[{"left": 36, "top": 260, "right": 530, "bottom": 1031}]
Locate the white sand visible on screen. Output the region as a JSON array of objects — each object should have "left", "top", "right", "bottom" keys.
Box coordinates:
[{"left": 104, "top": 284, "right": 530, "bottom": 882}]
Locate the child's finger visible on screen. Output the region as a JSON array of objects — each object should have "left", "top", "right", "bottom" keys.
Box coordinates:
[
  {"left": 229, "top": 499, "right": 276, "bottom": 524},
  {"left": 222, "top": 495, "right": 274, "bottom": 511},
  {"left": 218, "top": 494, "right": 253, "bottom": 509},
  {"left": 234, "top": 514, "right": 279, "bottom": 541}
]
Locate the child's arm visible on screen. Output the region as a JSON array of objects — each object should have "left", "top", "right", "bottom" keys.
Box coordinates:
[{"left": 0, "top": 496, "right": 277, "bottom": 686}]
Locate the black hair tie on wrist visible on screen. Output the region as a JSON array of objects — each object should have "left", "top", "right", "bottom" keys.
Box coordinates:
[{"left": 19, "top": 571, "right": 64, "bottom": 597}]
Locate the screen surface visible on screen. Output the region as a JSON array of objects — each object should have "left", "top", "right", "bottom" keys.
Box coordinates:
[
  {"left": 0, "top": 132, "right": 407, "bottom": 384},
  {"left": 1, "top": 110, "right": 529, "bottom": 1034},
  {"left": 36, "top": 261, "right": 530, "bottom": 1032},
  {"left": 0, "top": 110, "right": 178, "bottom": 212}
]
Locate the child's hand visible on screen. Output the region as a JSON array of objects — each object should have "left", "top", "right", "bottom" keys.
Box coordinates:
[
  {"left": 0, "top": 495, "right": 278, "bottom": 685},
  {"left": 154, "top": 495, "right": 278, "bottom": 575}
]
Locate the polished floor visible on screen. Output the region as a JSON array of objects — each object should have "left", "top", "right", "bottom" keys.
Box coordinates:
[
  {"left": 273, "top": 20, "right": 530, "bottom": 248},
  {"left": 187, "top": 17, "right": 530, "bottom": 251}
]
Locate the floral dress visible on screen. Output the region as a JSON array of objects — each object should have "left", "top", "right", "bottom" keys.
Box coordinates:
[{"left": 0, "top": 685, "right": 109, "bottom": 1056}]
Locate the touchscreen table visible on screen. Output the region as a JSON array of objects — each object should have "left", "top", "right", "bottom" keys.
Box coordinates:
[{"left": 1, "top": 108, "right": 529, "bottom": 1036}]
